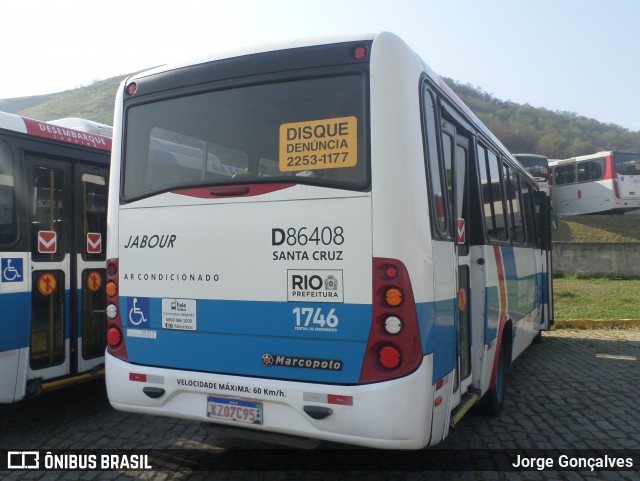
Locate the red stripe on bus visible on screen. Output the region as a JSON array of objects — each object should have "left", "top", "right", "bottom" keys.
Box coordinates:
[
  {"left": 22, "top": 118, "right": 112, "bottom": 151},
  {"left": 490, "top": 245, "right": 508, "bottom": 389},
  {"left": 173, "top": 184, "right": 295, "bottom": 198}
]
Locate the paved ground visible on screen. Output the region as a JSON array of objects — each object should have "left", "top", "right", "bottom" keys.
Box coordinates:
[{"left": 0, "top": 328, "right": 638, "bottom": 480}]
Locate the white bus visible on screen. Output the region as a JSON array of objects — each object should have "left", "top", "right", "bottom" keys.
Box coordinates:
[
  {"left": 0, "top": 111, "right": 111, "bottom": 403},
  {"left": 105, "top": 32, "right": 553, "bottom": 449},
  {"left": 550, "top": 151, "right": 640, "bottom": 216}
]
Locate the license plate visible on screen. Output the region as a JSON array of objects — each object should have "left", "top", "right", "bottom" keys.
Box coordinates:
[{"left": 207, "top": 396, "right": 263, "bottom": 425}]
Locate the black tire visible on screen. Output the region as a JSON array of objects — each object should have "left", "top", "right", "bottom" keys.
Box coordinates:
[
  {"left": 476, "top": 340, "right": 507, "bottom": 416},
  {"left": 532, "top": 330, "right": 542, "bottom": 345}
]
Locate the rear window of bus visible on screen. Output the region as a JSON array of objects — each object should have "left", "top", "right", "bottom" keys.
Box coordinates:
[{"left": 123, "top": 74, "right": 368, "bottom": 200}]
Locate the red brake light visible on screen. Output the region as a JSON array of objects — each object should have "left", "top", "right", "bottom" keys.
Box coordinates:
[
  {"left": 385, "top": 266, "right": 398, "bottom": 279},
  {"left": 359, "top": 258, "right": 423, "bottom": 384},
  {"left": 379, "top": 346, "right": 401, "bottom": 369},
  {"left": 107, "top": 327, "right": 122, "bottom": 347}
]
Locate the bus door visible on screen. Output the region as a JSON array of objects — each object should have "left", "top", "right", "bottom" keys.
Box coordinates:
[
  {"left": 441, "top": 121, "right": 472, "bottom": 406},
  {"left": 534, "top": 190, "right": 553, "bottom": 329},
  {"left": 26, "top": 156, "right": 107, "bottom": 383}
]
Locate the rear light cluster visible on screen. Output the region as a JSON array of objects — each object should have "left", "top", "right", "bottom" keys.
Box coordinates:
[
  {"left": 359, "top": 258, "right": 423, "bottom": 384},
  {"left": 106, "top": 258, "right": 128, "bottom": 360}
]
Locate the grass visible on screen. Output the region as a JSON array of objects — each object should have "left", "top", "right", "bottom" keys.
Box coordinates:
[
  {"left": 552, "top": 214, "right": 640, "bottom": 323},
  {"left": 553, "top": 276, "right": 640, "bottom": 320},
  {"left": 553, "top": 213, "right": 640, "bottom": 243}
]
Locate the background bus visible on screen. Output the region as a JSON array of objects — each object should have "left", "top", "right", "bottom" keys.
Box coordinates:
[
  {"left": 105, "top": 32, "right": 553, "bottom": 449},
  {"left": 513, "top": 153, "right": 550, "bottom": 196},
  {"left": 550, "top": 151, "right": 640, "bottom": 215},
  {"left": 0, "top": 111, "right": 111, "bottom": 403}
]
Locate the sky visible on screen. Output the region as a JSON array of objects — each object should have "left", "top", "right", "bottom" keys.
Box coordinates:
[{"left": 1, "top": 0, "right": 639, "bottom": 130}]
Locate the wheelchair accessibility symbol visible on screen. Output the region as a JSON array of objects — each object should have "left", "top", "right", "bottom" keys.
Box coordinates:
[
  {"left": 1, "top": 258, "right": 23, "bottom": 283},
  {"left": 128, "top": 297, "right": 150, "bottom": 326}
]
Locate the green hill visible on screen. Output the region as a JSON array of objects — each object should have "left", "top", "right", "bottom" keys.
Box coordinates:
[
  {"left": 2, "top": 73, "right": 640, "bottom": 160},
  {"left": 447, "top": 80, "right": 640, "bottom": 159},
  {"left": 0, "top": 74, "right": 129, "bottom": 126}
]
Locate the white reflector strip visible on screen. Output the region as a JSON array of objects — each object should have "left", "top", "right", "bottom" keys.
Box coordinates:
[
  {"left": 127, "top": 329, "right": 157, "bottom": 339},
  {"left": 303, "top": 392, "right": 328, "bottom": 403},
  {"left": 303, "top": 392, "right": 353, "bottom": 406}
]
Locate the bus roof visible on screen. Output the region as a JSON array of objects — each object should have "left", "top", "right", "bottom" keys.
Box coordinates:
[
  {"left": 0, "top": 111, "right": 111, "bottom": 151},
  {"left": 513, "top": 153, "right": 549, "bottom": 160},
  {"left": 549, "top": 151, "right": 640, "bottom": 166},
  {"left": 48, "top": 117, "right": 113, "bottom": 137},
  {"left": 127, "top": 33, "right": 379, "bottom": 82}
]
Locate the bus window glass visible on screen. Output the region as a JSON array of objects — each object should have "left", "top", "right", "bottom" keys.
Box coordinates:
[
  {"left": 553, "top": 164, "right": 575, "bottom": 185},
  {"left": 520, "top": 179, "right": 537, "bottom": 246},
  {"left": 422, "top": 87, "right": 448, "bottom": 238},
  {"left": 577, "top": 159, "right": 604, "bottom": 182},
  {"left": 82, "top": 174, "right": 107, "bottom": 261},
  {"left": 0, "top": 140, "right": 16, "bottom": 246},
  {"left": 124, "top": 75, "right": 367, "bottom": 199},
  {"left": 516, "top": 155, "right": 548, "bottom": 179},
  {"left": 614, "top": 152, "right": 640, "bottom": 175},
  {"left": 31, "top": 166, "right": 65, "bottom": 262},
  {"left": 487, "top": 149, "right": 508, "bottom": 241},
  {"left": 442, "top": 130, "right": 454, "bottom": 232},
  {"left": 505, "top": 164, "right": 524, "bottom": 243},
  {"left": 477, "top": 144, "right": 495, "bottom": 236}
]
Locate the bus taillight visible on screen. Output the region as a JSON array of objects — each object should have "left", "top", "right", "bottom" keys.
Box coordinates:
[
  {"left": 614, "top": 179, "right": 621, "bottom": 199},
  {"left": 107, "top": 327, "right": 122, "bottom": 347},
  {"left": 106, "top": 258, "right": 128, "bottom": 360},
  {"left": 359, "top": 258, "right": 423, "bottom": 384}
]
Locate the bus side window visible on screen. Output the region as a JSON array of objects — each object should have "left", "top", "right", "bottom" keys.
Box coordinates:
[
  {"left": 0, "top": 140, "right": 17, "bottom": 246},
  {"left": 520, "top": 178, "right": 537, "bottom": 247},
  {"left": 504, "top": 163, "right": 524, "bottom": 244},
  {"left": 422, "top": 85, "right": 450, "bottom": 239},
  {"left": 479, "top": 144, "right": 508, "bottom": 242},
  {"left": 554, "top": 164, "right": 576, "bottom": 185},
  {"left": 441, "top": 129, "right": 454, "bottom": 230}
]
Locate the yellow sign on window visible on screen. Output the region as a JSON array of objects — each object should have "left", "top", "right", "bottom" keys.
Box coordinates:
[{"left": 279, "top": 116, "right": 357, "bottom": 172}]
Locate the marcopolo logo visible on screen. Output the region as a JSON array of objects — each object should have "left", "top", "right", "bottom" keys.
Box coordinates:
[
  {"left": 287, "top": 269, "right": 343, "bottom": 303},
  {"left": 262, "top": 353, "right": 342, "bottom": 371}
]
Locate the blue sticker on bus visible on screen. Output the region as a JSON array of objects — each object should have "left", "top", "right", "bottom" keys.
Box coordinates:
[
  {"left": 1, "top": 258, "right": 23, "bottom": 283},
  {"left": 127, "top": 297, "right": 150, "bottom": 327}
]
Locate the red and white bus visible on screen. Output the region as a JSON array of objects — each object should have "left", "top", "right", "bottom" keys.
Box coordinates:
[
  {"left": 0, "top": 111, "right": 111, "bottom": 403},
  {"left": 550, "top": 151, "right": 640, "bottom": 215}
]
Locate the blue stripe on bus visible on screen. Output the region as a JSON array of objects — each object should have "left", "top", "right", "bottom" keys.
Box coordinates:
[
  {"left": 0, "top": 291, "right": 31, "bottom": 351},
  {"left": 416, "top": 299, "right": 455, "bottom": 384},
  {"left": 123, "top": 296, "right": 460, "bottom": 385},
  {"left": 122, "top": 297, "right": 372, "bottom": 383},
  {"left": 485, "top": 246, "right": 543, "bottom": 343},
  {"left": 122, "top": 297, "right": 372, "bottom": 340},
  {"left": 1, "top": 289, "right": 81, "bottom": 352}
]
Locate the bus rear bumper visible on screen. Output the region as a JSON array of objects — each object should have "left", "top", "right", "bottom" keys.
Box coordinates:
[{"left": 106, "top": 352, "right": 437, "bottom": 449}]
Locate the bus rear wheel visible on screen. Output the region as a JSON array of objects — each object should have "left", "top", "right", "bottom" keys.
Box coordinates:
[{"left": 477, "top": 340, "right": 507, "bottom": 416}]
